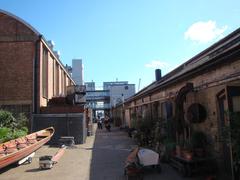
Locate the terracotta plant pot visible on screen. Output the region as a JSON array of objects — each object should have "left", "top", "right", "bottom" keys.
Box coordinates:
[
  {"left": 181, "top": 149, "right": 193, "bottom": 160},
  {"left": 184, "top": 151, "right": 193, "bottom": 160}
]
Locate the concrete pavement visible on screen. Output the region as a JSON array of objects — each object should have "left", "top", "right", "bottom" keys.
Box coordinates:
[
  {"left": 0, "top": 124, "right": 207, "bottom": 180},
  {"left": 89, "top": 126, "right": 204, "bottom": 180}
]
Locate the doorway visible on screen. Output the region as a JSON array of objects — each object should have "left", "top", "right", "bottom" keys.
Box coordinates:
[{"left": 217, "top": 86, "right": 240, "bottom": 179}]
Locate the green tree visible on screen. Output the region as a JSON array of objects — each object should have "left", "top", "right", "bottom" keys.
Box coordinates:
[
  {"left": 0, "top": 110, "right": 28, "bottom": 143},
  {"left": 0, "top": 110, "right": 17, "bottom": 129}
]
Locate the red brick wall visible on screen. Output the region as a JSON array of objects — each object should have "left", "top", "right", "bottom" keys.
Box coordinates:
[
  {"left": 0, "top": 12, "right": 37, "bottom": 41},
  {"left": 39, "top": 41, "right": 76, "bottom": 108},
  {"left": 0, "top": 11, "right": 75, "bottom": 113},
  {"left": 0, "top": 41, "right": 34, "bottom": 105},
  {"left": 0, "top": 11, "right": 38, "bottom": 114},
  {"left": 121, "top": 56, "right": 240, "bottom": 154}
]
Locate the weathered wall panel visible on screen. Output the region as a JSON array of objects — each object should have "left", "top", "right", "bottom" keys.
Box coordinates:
[{"left": 32, "top": 113, "right": 86, "bottom": 144}]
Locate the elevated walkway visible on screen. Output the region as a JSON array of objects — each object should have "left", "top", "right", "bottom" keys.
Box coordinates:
[{"left": 86, "top": 90, "right": 110, "bottom": 110}]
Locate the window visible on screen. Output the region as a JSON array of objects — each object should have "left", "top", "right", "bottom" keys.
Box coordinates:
[
  {"left": 233, "top": 96, "right": 240, "bottom": 112},
  {"left": 42, "top": 47, "right": 48, "bottom": 98},
  {"left": 161, "top": 101, "right": 173, "bottom": 120}
]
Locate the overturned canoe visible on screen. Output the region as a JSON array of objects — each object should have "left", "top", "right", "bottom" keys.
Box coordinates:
[{"left": 0, "top": 127, "right": 54, "bottom": 169}]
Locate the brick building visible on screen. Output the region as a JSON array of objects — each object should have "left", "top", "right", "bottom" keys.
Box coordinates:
[
  {"left": 0, "top": 10, "right": 75, "bottom": 116},
  {"left": 112, "top": 28, "right": 240, "bottom": 178}
]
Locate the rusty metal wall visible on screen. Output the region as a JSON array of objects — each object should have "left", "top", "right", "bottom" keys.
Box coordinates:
[{"left": 32, "top": 113, "right": 86, "bottom": 144}]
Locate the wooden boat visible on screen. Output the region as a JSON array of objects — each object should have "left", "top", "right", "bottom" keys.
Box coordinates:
[{"left": 0, "top": 127, "right": 54, "bottom": 169}]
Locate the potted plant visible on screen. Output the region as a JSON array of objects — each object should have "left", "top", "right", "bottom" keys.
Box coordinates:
[
  {"left": 181, "top": 141, "right": 193, "bottom": 160},
  {"left": 191, "top": 131, "right": 208, "bottom": 157},
  {"left": 161, "top": 139, "right": 176, "bottom": 163},
  {"left": 175, "top": 135, "right": 185, "bottom": 157},
  {"left": 228, "top": 112, "right": 240, "bottom": 179}
]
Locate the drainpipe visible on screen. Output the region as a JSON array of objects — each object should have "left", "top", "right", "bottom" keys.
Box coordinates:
[{"left": 32, "top": 35, "right": 42, "bottom": 132}]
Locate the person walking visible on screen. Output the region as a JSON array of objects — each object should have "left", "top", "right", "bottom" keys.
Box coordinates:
[
  {"left": 97, "top": 116, "right": 102, "bottom": 129},
  {"left": 104, "top": 116, "right": 111, "bottom": 132},
  {"left": 99, "top": 118, "right": 103, "bottom": 129}
]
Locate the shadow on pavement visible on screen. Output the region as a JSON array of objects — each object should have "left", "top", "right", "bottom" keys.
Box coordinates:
[
  {"left": 0, "top": 163, "right": 19, "bottom": 174},
  {"left": 88, "top": 125, "right": 212, "bottom": 180},
  {"left": 25, "top": 168, "right": 44, "bottom": 172},
  {"left": 89, "top": 126, "right": 134, "bottom": 180}
]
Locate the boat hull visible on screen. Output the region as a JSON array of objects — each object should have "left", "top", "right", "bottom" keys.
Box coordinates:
[{"left": 0, "top": 127, "right": 54, "bottom": 169}]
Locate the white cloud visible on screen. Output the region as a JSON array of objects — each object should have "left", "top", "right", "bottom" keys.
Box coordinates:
[
  {"left": 184, "top": 20, "right": 228, "bottom": 43},
  {"left": 145, "top": 60, "right": 169, "bottom": 69}
]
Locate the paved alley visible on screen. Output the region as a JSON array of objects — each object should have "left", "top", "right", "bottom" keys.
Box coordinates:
[
  {"left": 89, "top": 126, "right": 204, "bottom": 180},
  {"left": 0, "top": 125, "right": 207, "bottom": 180}
]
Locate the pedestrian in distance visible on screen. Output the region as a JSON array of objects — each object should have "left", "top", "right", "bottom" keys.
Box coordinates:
[
  {"left": 97, "top": 117, "right": 102, "bottom": 129},
  {"left": 99, "top": 118, "right": 103, "bottom": 129},
  {"left": 104, "top": 116, "right": 111, "bottom": 132}
]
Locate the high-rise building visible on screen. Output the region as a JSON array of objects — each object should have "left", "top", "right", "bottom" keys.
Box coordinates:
[{"left": 72, "top": 59, "right": 83, "bottom": 85}]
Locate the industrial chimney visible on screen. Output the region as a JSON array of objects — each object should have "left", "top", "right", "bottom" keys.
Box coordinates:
[{"left": 155, "top": 69, "right": 161, "bottom": 81}]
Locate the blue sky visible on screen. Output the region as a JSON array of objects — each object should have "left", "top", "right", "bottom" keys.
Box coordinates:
[{"left": 1, "top": 0, "right": 240, "bottom": 90}]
